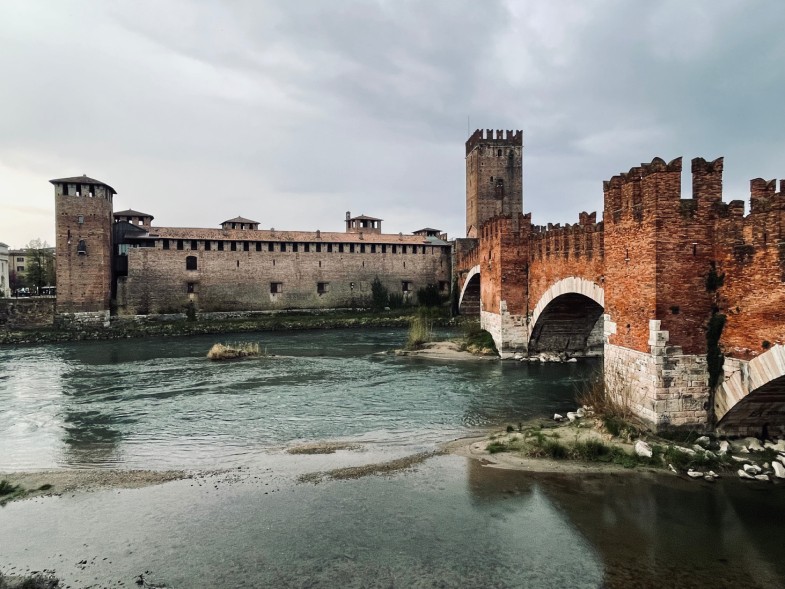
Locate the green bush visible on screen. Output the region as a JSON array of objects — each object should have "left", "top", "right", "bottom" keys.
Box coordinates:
[
  {"left": 416, "top": 283, "right": 444, "bottom": 307},
  {"left": 370, "top": 277, "right": 389, "bottom": 311}
]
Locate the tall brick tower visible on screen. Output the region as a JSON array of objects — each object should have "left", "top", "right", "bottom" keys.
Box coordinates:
[
  {"left": 465, "top": 129, "right": 523, "bottom": 237},
  {"left": 51, "top": 175, "right": 115, "bottom": 314}
]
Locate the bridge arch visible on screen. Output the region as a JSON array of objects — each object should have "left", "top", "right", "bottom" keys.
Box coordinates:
[
  {"left": 458, "top": 265, "right": 481, "bottom": 316},
  {"left": 528, "top": 277, "right": 605, "bottom": 356},
  {"left": 716, "top": 344, "right": 785, "bottom": 434}
]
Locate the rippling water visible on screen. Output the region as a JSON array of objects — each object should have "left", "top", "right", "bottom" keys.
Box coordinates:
[
  {"left": 0, "top": 328, "right": 592, "bottom": 470},
  {"left": 3, "top": 329, "right": 784, "bottom": 589}
]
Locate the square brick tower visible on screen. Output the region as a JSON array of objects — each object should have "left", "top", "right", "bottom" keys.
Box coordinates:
[
  {"left": 51, "top": 175, "right": 115, "bottom": 315},
  {"left": 465, "top": 129, "right": 523, "bottom": 238}
]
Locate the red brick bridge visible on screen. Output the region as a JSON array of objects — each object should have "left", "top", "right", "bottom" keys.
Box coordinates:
[{"left": 456, "top": 131, "right": 785, "bottom": 434}]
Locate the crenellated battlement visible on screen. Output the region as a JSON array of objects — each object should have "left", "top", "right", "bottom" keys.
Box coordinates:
[
  {"left": 531, "top": 212, "right": 603, "bottom": 262},
  {"left": 465, "top": 128, "right": 523, "bottom": 156}
]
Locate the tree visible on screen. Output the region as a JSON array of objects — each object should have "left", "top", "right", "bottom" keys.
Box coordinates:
[
  {"left": 24, "top": 238, "right": 55, "bottom": 293},
  {"left": 370, "top": 276, "right": 389, "bottom": 311}
]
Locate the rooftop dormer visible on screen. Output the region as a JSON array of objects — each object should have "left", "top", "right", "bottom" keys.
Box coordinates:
[
  {"left": 345, "top": 211, "right": 382, "bottom": 234},
  {"left": 221, "top": 216, "right": 260, "bottom": 231},
  {"left": 114, "top": 209, "right": 154, "bottom": 229}
]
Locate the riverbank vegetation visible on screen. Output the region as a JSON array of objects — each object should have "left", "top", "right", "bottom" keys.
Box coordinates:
[
  {"left": 206, "top": 342, "right": 263, "bottom": 360},
  {"left": 0, "top": 571, "right": 61, "bottom": 589}
]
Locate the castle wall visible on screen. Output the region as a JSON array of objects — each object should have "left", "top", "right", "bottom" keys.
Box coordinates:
[
  {"left": 119, "top": 241, "right": 451, "bottom": 314},
  {"left": 714, "top": 179, "right": 785, "bottom": 359}
]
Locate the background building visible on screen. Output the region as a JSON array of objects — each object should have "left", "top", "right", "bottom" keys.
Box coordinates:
[{"left": 0, "top": 242, "right": 9, "bottom": 297}]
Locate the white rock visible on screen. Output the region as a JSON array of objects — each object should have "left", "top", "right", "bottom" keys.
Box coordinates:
[
  {"left": 695, "top": 436, "right": 711, "bottom": 448},
  {"left": 764, "top": 462, "right": 770, "bottom": 470},
  {"left": 738, "top": 469, "right": 755, "bottom": 480},
  {"left": 513, "top": 353, "right": 523, "bottom": 361},
  {"left": 704, "top": 450, "right": 717, "bottom": 459},
  {"left": 743, "top": 463, "right": 762, "bottom": 474},
  {"left": 707, "top": 470, "right": 719, "bottom": 478},
  {"left": 745, "top": 437, "right": 765, "bottom": 452},
  {"left": 731, "top": 456, "right": 749, "bottom": 463},
  {"left": 764, "top": 439, "right": 785, "bottom": 452},
  {"left": 777, "top": 455, "right": 785, "bottom": 466},
  {"left": 692, "top": 444, "right": 706, "bottom": 453},
  {"left": 566, "top": 358, "right": 578, "bottom": 363},
  {"left": 668, "top": 464, "right": 678, "bottom": 474},
  {"left": 704, "top": 474, "right": 717, "bottom": 482},
  {"left": 634, "top": 440, "right": 653, "bottom": 458},
  {"left": 773, "top": 461, "right": 785, "bottom": 479},
  {"left": 718, "top": 441, "right": 730, "bottom": 455},
  {"left": 740, "top": 447, "right": 750, "bottom": 454},
  {"left": 566, "top": 412, "right": 578, "bottom": 422},
  {"left": 576, "top": 408, "right": 586, "bottom": 418},
  {"left": 553, "top": 413, "right": 564, "bottom": 421},
  {"left": 687, "top": 470, "right": 704, "bottom": 479},
  {"left": 754, "top": 474, "right": 770, "bottom": 482}
]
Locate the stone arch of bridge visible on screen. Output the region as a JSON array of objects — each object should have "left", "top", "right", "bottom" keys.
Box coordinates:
[
  {"left": 716, "top": 344, "right": 785, "bottom": 434},
  {"left": 528, "top": 277, "right": 605, "bottom": 356},
  {"left": 458, "top": 265, "right": 481, "bottom": 316}
]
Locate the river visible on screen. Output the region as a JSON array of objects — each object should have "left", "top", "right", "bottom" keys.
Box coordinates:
[{"left": 1, "top": 329, "right": 784, "bottom": 588}]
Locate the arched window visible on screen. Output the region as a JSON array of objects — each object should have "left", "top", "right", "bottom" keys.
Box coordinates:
[{"left": 186, "top": 255, "right": 197, "bottom": 270}]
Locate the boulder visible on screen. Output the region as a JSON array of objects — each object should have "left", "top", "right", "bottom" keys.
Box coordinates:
[
  {"left": 718, "top": 440, "right": 730, "bottom": 455},
  {"left": 738, "top": 469, "right": 755, "bottom": 480},
  {"left": 566, "top": 412, "right": 578, "bottom": 422},
  {"left": 634, "top": 440, "right": 653, "bottom": 458},
  {"left": 695, "top": 436, "right": 711, "bottom": 448},
  {"left": 704, "top": 450, "right": 717, "bottom": 459},
  {"left": 777, "top": 455, "right": 785, "bottom": 466},
  {"left": 731, "top": 456, "right": 749, "bottom": 463},
  {"left": 687, "top": 470, "right": 704, "bottom": 479},
  {"left": 576, "top": 408, "right": 586, "bottom": 418},
  {"left": 706, "top": 470, "right": 719, "bottom": 478},
  {"left": 743, "top": 463, "right": 762, "bottom": 474},
  {"left": 566, "top": 358, "right": 578, "bottom": 363},
  {"left": 745, "top": 437, "right": 765, "bottom": 452},
  {"left": 513, "top": 353, "right": 523, "bottom": 361},
  {"left": 754, "top": 474, "right": 770, "bottom": 482},
  {"left": 773, "top": 461, "right": 785, "bottom": 479},
  {"left": 668, "top": 464, "right": 678, "bottom": 474},
  {"left": 764, "top": 439, "right": 785, "bottom": 452},
  {"left": 692, "top": 444, "right": 706, "bottom": 453},
  {"left": 673, "top": 446, "right": 696, "bottom": 456},
  {"left": 553, "top": 413, "right": 564, "bottom": 422}
]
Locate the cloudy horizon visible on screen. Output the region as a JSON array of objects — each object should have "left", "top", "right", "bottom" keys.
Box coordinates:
[{"left": 1, "top": 0, "right": 784, "bottom": 249}]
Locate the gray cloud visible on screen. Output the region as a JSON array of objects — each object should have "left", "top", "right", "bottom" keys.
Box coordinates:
[{"left": 1, "top": 0, "right": 783, "bottom": 247}]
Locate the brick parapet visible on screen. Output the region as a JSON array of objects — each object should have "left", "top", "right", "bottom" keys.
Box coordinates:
[{"left": 465, "top": 128, "right": 523, "bottom": 156}]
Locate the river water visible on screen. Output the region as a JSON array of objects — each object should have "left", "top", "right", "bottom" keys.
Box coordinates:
[{"left": 1, "top": 329, "right": 784, "bottom": 588}]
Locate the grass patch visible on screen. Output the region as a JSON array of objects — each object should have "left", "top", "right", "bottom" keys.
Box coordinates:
[
  {"left": 0, "top": 479, "right": 20, "bottom": 496},
  {"left": 206, "top": 342, "right": 263, "bottom": 360},
  {"left": 458, "top": 323, "right": 498, "bottom": 356},
  {"left": 406, "top": 311, "right": 435, "bottom": 350}
]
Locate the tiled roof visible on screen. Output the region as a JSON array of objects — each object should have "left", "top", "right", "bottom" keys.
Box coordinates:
[
  {"left": 221, "top": 216, "right": 260, "bottom": 225},
  {"left": 129, "top": 226, "right": 449, "bottom": 245},
  {"left": 115, "top": 209, "right": 154, "bottom": 218},
  {"left": 348, "top": 214, "right": 383, "bottom": 221},
  {"left": 50, "top": 175, "right": 116, "bottom": 194}
]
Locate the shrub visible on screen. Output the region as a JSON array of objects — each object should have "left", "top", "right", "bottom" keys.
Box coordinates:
[
  {"left": 416, "top": 283, "right": 443, "bottom": 307},
  {"left": 406, "top": 314, "right": 433, "bottom": 350},
  {"left": 370, "top": 277, "right": 389, "bottom": 311}
]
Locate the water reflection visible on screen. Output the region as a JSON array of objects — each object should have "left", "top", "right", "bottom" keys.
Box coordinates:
[{"left": 468, "top": 464, "right": 785, "bottom": 589}]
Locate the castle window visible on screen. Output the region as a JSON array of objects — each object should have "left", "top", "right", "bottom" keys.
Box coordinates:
[
  {"left": 317, "top": 282, "right": 329, "bottom": 295},
  {"left": 191, "top": 240, "right": 198, "bottom": 250},
  {"left": 218, "top": 241, "right": 224, "bottom": 251},
  {"left": 270, "top": 282, "right": 282, "bottom": 294},
  {"left": 338, "top": 244, "right": 344, "bottom": 253},
  {"left": 392, "top": 245, "right": 397, "bottom": 254},
  {"left": 205, "top": 241, "right": 211, "bottom": 251},
  {"left": 177, "top": 240, "right": 184, "bottom": 250},
  {"left": 292, "top": 243, "right": 298, "bottom": 252},
  {"left": 497, "top": 149, "right": 502, "bottom": 157},
  {"left": 439, "top": 281, "right": 448, "bottom": 292},
  {"left": 401, "top": 281, "right": 412, "bottom": 292},
  {"left": 231, "top": 242, "right": 237, "bottom": 252},
  {"left": 163, "top": 240, "right": 170, "bottom": 250},
  {"left": 231, "top": 223, "right": 236, "bottom": 229},
  {"left": 401, "top": 245, "right": 407, "bottom": 254},
  {"left": 316, "top": 243, "right": 322, "bottom": 253},
  {"left": 349, "top": 244, "right": 355, "bottom": 253},
  {"left": 77, "top": 240, "right": 87, "bottom": 255},
  {"left": 381, "top": 244, "right": 387, "bottom": 254},
  {"left": 327, "top": 243, "right": 333, "bottom": 253},
  {"left": 255, "top": 242, "right": 261, "bottom": 252},
  {"left": 268, "top": 242, "right": 274, "bottom": 252},
  {"left": 280, "top": 243, "right": 286, "bottom": 253},
  {"left": 187, "top": 282, "right": 196, "bottom": 294},
  {"left": 186, "top": 256, "right": 197, "bottom": 270},
  {"left": 78, "top": 215, "right": 84, "bottom": 224},
  {"left": 371, "top": 244, "right": 376, "bottom": 253},
  {"left": 360, "top": 244, "right": 366, "bottom": 253},
  {"left": 243, "top": 241, "right": 250, "bottom": 252},
  {"left": 304, "top": 243, "right": 310, "bottom": 253}
]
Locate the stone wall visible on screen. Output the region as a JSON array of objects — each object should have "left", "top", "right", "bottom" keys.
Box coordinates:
[
  {"left": 0, "top": 297, "right": 56, "bottom": 328},
  {"left": 119, "top": 243, "right": 451, "bottom": 314},
  {"left": 604, "top": 318, "right": 709, "bottom": 431}
]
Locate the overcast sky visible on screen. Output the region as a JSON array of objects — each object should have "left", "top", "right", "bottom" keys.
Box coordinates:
[{"left": 1, "top": 0, "right": 784, "bottom": 249}]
